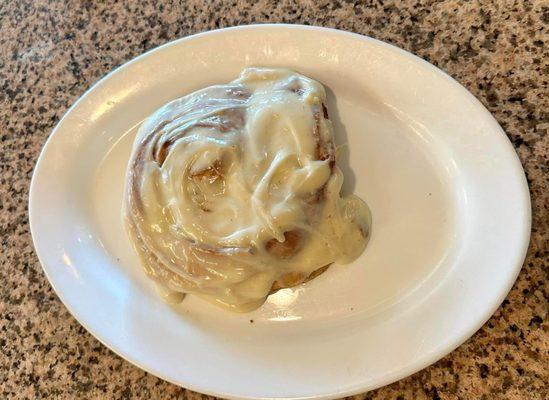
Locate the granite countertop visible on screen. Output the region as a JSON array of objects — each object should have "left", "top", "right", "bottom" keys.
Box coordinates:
[{"left": 1, "top": 0, "right": 547, "bottom": 398}]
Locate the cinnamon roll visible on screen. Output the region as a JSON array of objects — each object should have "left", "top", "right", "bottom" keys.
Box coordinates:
[{"left": 124, "top": 68, "right": 371, "bottom": 312}]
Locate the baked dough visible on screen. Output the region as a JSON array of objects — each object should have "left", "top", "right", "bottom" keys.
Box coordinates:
[{"left": 124, "top": 68, "right": 370, "bottom": 312}]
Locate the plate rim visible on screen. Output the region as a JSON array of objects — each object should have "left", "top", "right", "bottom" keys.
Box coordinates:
[{"left": 29, "top": 24, "right": 532, "bottom": 399}]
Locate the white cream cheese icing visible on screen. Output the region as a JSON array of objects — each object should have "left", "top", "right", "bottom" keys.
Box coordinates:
[{"left": 124, "top": 68, "right": 371, "bottom": 312}]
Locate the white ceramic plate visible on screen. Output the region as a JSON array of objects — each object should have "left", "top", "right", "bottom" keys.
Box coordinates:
[{"left": 29, "top": 25, "right": 530, "bottom": 399}]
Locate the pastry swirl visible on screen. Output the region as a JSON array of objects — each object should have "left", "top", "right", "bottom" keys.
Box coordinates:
[{"left": 124, "top": 68, "right": 370, "bottom": 311}]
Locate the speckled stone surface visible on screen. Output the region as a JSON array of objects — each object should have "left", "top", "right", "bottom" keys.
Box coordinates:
[{"left": 0, "top": 0, "right": 547, "bottom": 399}]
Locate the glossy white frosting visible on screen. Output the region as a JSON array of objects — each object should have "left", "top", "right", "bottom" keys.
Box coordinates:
[{"left": 125, "top": 68, "right": 370, "bottom": 311}]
